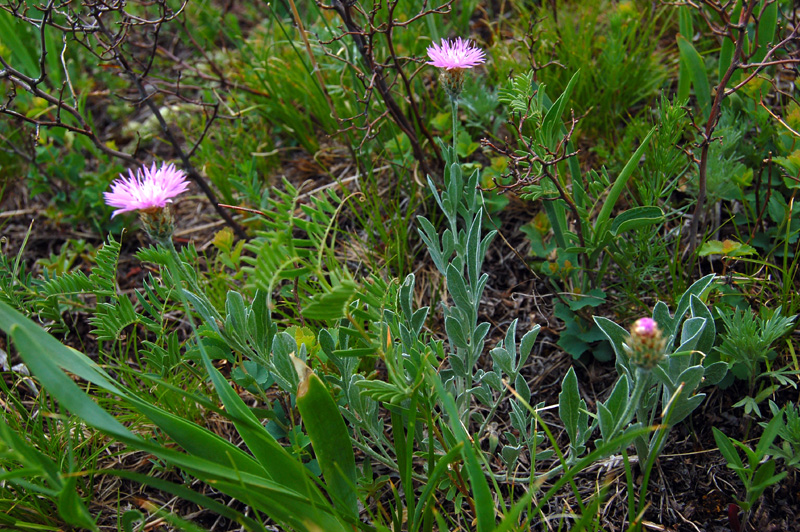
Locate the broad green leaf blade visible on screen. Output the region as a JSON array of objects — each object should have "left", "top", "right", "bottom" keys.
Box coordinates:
[
  {"left": 610, "top": 206, "right": 664, "bottom": 236},
  {"left": 0, "top": 301, "right": 345, "bottom": 531},
  {"left": 594, "top": 316, "right": 630, "bottom": 365},
  {"left": 752, "top": 0, "right": 778, "bottom": 65},
  {"left": 446, "top": 262, "right": 473, "bottom": 310},
  {"left": 677, "top": 5, "right": 694, "bottom": 102},
  {"left": 674, "top": 274, "right": 716, "bottom": 327},
  {"left": 713, "top": 428, "right": 744, "bottom": 470},
  {"left": 756, "top": 412, "right": 784, "bottom": 458},
  {"left": 697, "top": 239, "right": 757, "bottom": 257},
  {"left": 57, "top": 475, "right": 99, "bottom": 532},
  {"left": 718, "top": 0, "right": 742, "bottom": 81},
  {"left": 295, "top": 361, "right": 358, "bottom": 519}
]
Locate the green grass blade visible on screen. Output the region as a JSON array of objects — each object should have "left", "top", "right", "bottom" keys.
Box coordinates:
[
  {"left": 103, "top": 469, "right": 263, "bottom": 531},
  {"left": 677, "top": 5, "right": 694, "bottom": 102},
  {"left": 0, "top": 301, "right": 347, "bottom": 531},
  {"left": 752, "top": 0, "right": 778, "bottom": 65},
  {"left": 676, "top": 35, "right": 711, "bottom": 120},
  {"left": 594, "top": 127, "right": 656, "bottom": 235}
]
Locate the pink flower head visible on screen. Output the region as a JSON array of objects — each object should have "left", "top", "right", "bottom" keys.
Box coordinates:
[
  {"left": 426, "top": 37, "right": 486, "bottom": 71},
  {"left": 632, "top": 317, "right": 658, "bottom": 338},
  {"left": 627, "top": 317, "right": 665, "bottom": 370},
  {"left": 104, "top": 162, "right": 189, "bottom": 218}
]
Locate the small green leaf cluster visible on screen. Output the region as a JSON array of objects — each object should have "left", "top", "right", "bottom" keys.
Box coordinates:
[
  {"left": 713, "top": 414, "right": 788, "bottom": 515},
  {"left": 715, "top": 306, "right": 796, "bottom": 388},
  {"left": 765, "top": 401, "right": 800, "bottom": 469},
  {"left": 242, "top": 179, "right": 361, "bottom": 323}
]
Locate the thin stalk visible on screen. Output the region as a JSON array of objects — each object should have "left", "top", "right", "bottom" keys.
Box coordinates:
[
  {"left": 450, "top": 95, "right": 459, "bottom": 158},
  {"left": 622, "top": 450, "right": 637, "bottom": 529},
  {"left": 159, "top": 237, "right": 221, "bottom": 322}
]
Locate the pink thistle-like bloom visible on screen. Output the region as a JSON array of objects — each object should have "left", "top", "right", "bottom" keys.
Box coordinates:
[
  {"left": 426, "top": 37, "right": 486, "bottom": 70},
  {"left": 104, "top": 162, "right": 189, "bottom": 218}
]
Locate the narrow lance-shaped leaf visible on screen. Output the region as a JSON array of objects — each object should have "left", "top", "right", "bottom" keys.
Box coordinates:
[
  {"left": 676, "top": 34, "right": 711, "bottom": 121},
  {"left": 751, "top": 0, "right": 778, "bottom": 65},
  {"left": 594, "top": 127, "right": 655, "bottom": 236},
  {"left": 559, "top": 367, "right": 581, "bottom": 450},
  {"left": 677, "top": 5, "right": 694, "bottom": 102},
  {"left": 718, "top": 0, "right": 743, "bottom": 81}
]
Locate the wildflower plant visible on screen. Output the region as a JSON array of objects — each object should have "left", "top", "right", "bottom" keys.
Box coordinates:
[
  {"left": 552, "top": 275, "right": 725, "bottom": 527},
  {"left": 714, "top": 306, "right": 796, "bottom": 394},
  {"left": 1, "top": 1, "right": 798, "bottom": 530},
  {"left": 419, "top": 38, "right": 497, "bottom": 424},
  {"left": 766, "top": 400, "right": 800, "bottom": 470},
  {"left": 713, "top": 414, "right": 788, "bottom": 529},
  {"left": 426, "top": 37, "right": 486, "bottom": 100},
  {"left": 105, "top": 163, "right": 190, "bottom": 241},
  {"left": 427, "top": 37, "right": 485, "bottom": 154}
]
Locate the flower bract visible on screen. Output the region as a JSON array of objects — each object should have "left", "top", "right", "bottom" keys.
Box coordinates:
[
  {"left": 104, "top": 162, "right": 189, "bottom": 218},
  {"left": 426, "top": 37, "right": 486, "bottom": 70}
]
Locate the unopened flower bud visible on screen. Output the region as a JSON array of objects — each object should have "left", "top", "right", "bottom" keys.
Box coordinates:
[
  {"left": 139, "top": 204, "right": 176, "bottom": 241},
  {"left": 625, "top": 317, "right": 666, "bottom": 370}
]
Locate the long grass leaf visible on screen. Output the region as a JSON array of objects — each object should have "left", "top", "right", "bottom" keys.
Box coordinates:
[
  {"left": 595, "top": 127, "right": 656, "bottom": 234},
  {"left": 752, "top": 0, "right": 778, "bottom": 65},
  {"left": 676, "top": 35, "right": 711, "bottom": 120}
]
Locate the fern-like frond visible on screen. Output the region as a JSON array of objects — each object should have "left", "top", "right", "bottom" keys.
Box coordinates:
[
  {"left": 90, "top": 295, "right": 160, "bottom": 342},
  {"left": 497, "top": 71, "right": 544, "bottom": 116},
  {"left": 242, "top": 179, "right": 353, "bottom": 298},
  {"left": 35, "top": 234, "right": 121, "bottom": 302},
  {"left": 88, "top": 233, "right": 121, "bottom": 295},
  {"left": 0, "top": 252, "right": 34, "bottom": 311},
  {"left": 136, "top": 242, "right": 198, "bottom": 267},
  {"left": 37, "top": 269, "right": 96, "bottom": 299}
]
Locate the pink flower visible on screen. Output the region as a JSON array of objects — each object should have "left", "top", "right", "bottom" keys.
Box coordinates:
[
  {"left": 104, "top": 162, "right": 189, "bottom": 218},
  {"left": 632, "top": 317, "right": 658, "bottom": 338},
  {"left": 426, "top": 37, "right": 486, "bottom": 71}
]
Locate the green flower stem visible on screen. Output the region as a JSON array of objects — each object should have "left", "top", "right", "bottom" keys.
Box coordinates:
[
  {"left": 450, "top": 95, "right": 459, "bottom": 159},
  {"left": 159, "top": 237, "right": 222, "bottom": 322}
]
